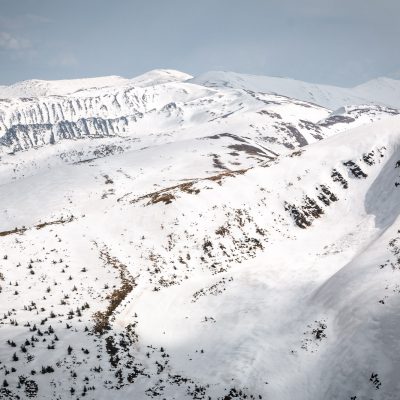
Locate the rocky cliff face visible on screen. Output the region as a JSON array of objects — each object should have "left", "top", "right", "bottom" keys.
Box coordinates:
[{"left": 0, "top": 73, "right": 398, "bottom": 157}]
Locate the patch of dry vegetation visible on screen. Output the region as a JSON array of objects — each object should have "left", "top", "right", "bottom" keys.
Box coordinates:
[
  {"left": 129, "top": 168, "right": 250, "bottom": 206},
  {"left": 93, "top": 249, "right": 137, "bottom": 334},
  {"left": 0, "top": 216, "right": 75, "bottom": 237}
]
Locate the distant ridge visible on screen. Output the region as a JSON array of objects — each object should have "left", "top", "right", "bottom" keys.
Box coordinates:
[
  {"left": 189, "top": 71, "right": 400, "bottom": 109},
  {"left": 0, "top": 69, "right": 192, "bottom": 98}
]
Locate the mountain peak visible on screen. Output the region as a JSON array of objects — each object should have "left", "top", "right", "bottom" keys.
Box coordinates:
[
  {"left": 0, "top": 69, "right": 193, "bottom": 99},
  {"left": 128, "top": 69, "right": 193, "bottom": 87}
]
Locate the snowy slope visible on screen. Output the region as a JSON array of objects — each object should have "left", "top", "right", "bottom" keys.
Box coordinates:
[
  {"left": 0, "top": 69, "right": 192, "bottom": 99},
  {"left": 0, "top": 71, "right": 398, "bottom": 160},
  {"left": 0, "top": 75, "right": 130, "bottom": 98},
  {"left": 189, "top": 71, "right": 400, "bottom": 109},
  {"left": 129, "top": 69, "right": 193, "bottom": 88},
  {"left": 0, "top": 70, "right": 400, "bottom": 400},
  {"left": 354, "top": 77, "right": 400, "bottom": 108}
]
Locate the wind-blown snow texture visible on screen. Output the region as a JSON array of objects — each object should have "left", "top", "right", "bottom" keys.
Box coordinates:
[{"left": 0, "top": 69, "right": 400, "bottom": 400}]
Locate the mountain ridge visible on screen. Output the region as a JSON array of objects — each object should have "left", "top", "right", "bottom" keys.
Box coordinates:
[
  {"left": 0, "top": 69, "right": 193, "bottom": 98},
  {"left": 2, "top": 69, "right": 400, "bottom": 109},
  {"left": 0, "top": 68, "right": 399, "bottom": 400}
]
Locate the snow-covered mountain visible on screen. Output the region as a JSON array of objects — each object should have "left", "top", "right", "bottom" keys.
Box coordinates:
[
  {"left": 190, "top": 71, "right": 400, "bottom": 109},
  {"left": 0, "top": 70, "right": 400, "bottom": 400},
  {"left": 0, "top": 69, "right": 192, "bottom": 98}
]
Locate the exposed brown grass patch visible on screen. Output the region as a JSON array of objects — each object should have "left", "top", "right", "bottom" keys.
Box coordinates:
[
  {"left": 35, "top": 215, "right": 75, "bottom": 230},
  {"left": 129, "top": 168, "right": 250, "bottom": 206},
  {"left": 130, "top": 181, "right": 200, "bottom": 205},
  {"left": 0, "top": 227, "right": 27, "bottom": 237},
  {"left": 0, "top": 215, "right": 75, "bottom": 237},
  {"left": 93, "top": 248, "right": 137, "bottom": 334}
]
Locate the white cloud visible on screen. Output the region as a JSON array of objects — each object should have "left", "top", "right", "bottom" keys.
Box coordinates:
[
  {"left": 51, "top": 53, "right": 79, "bottom": 67},
  {"left": 0, "top": 31, "right": 30, "bottom": 50}
]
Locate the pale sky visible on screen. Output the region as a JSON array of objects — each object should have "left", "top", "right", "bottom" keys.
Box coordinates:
[{"left": 1, "top": 0, "right": 399, "bottom": 86}]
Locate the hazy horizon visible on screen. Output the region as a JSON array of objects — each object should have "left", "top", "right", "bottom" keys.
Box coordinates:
[
  {"left": 1, "top": 0, "right": 399, "bottom": 86},
  {"left": 2, "top": 67, "right": 400, "bottom": 90}
]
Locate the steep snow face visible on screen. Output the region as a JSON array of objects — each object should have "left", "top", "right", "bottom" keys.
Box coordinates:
[
  {"left": 0, "top": 79, "right": 335, "bottom": 156},
  {"left": 190, "top": 71, "right": 400, "bottom": 109},
  {"left": 0, "top": 70, "right": 400, "bottom": 400}
]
